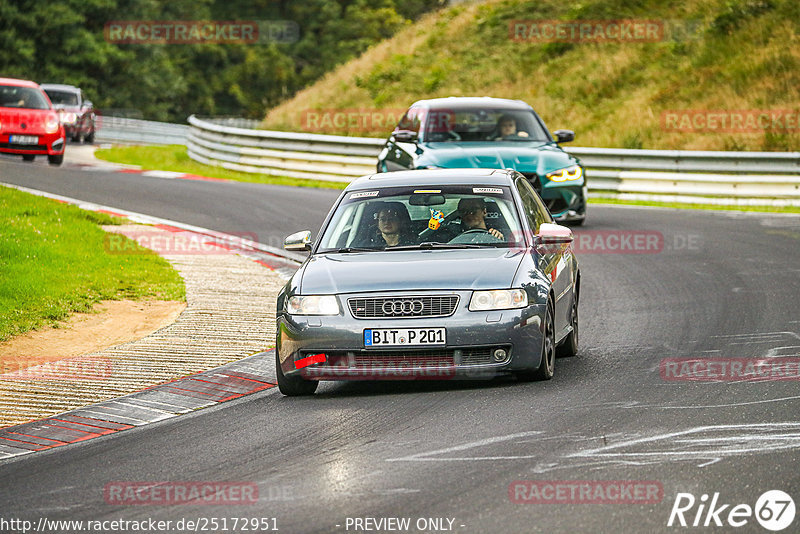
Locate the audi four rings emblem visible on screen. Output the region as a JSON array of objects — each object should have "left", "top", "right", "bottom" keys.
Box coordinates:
[{"left": 382, "top": 299, "right": 424, "bottom": 315}]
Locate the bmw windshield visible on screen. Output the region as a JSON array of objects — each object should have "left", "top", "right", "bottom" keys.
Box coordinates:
[
  {"left": 44, "top": 90, "right": 79, "bottom": 106},
  {"left": 317, "top": 185, "right": 526, "bottom": 252},
  {"left": 420, "top": 107, "right": 550, "bottom": 143}
]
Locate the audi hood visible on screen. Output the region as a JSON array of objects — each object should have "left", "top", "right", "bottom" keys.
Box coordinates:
[{"left": 296, "top": 248, "right": 525, "bottom": 294}]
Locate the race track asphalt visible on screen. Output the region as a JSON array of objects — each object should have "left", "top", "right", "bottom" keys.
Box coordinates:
[{"left": 2, "top": 155, "right": 800, "bottom": 533}]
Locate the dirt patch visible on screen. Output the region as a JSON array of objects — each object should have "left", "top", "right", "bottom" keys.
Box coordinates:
[{"left": 0, "top": 300, "right": 186, "bottom": 374}]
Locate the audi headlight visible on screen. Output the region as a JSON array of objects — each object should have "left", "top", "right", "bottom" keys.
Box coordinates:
[
  {"left": 45, "top": 114, "right": 60, "bottom": 134},
  {"left": 287, "top": 295, "right": 340, "bottom": 315},
  {"left": 546, "top": 165, "right": 583, "bottom": 182},
  {"left": 469, "top": 289, "right": 528, "bottom": 311}
]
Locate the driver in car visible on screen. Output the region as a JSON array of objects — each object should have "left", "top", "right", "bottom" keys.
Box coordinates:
[
  {"left": 457, "top": 198, "right": 504, "bottom": 240},
  {"left": 491, "top": 114, "right": 529, "bottom": 140}
]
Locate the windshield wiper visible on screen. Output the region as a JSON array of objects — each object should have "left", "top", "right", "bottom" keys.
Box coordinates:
[
  {"left": 387, "top": 242, "right": 483, "bottom": 250},
  {"left": 329, "top": 246, "right": 376, "bottom": 253}
]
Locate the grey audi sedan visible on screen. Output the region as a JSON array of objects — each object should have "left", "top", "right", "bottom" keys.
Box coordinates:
[{"left": 275, "top": 168, "right": 580, "bottom": 395}]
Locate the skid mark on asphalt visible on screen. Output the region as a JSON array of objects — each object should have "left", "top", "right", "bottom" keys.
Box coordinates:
[
  {"left": 385, "top": 431, "right": 545, "bottom": 462},
  {"left": 385, "top": 431, "right": 602, "bottom": 463},
  {"left": 712, "top": 331, "right": 800, "bottom": 342},
  {"left": 566, "top": 422, "right": 800, "bottom": 468}
]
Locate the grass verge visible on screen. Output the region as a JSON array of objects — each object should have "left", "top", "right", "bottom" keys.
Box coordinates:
[
  {"left": 0, "top": 186, "right": 186, "bottom": 342},
  {"left": 94, "top": 145, "right": 348, "bottom": 190}
]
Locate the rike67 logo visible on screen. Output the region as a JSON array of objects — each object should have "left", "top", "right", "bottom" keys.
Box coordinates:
[{"left": 667, "top": 490, "right": 795, "bottom": 531}]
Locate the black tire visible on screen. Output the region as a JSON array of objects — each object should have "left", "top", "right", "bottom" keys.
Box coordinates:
[
  {"left": 22, "top": 154, "right": 35, "bottom": 162},
  {"left": 85, "top": 129, "right": 95, "bottom": 143},
  {"left": 48, "top": 154, "right": 64, "bottom": 166},
  {"left": 557, "top": 291, "right": 579, "bottom": 358},
  {"left": 517, "top": 299, "right": 556, "bottom": 381},
  {"left": 276, "top": 351, "right": 318, "bottom": 396}
]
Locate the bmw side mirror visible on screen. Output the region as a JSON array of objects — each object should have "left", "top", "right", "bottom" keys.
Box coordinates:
[
  {"left": 553, "top": 129, "right": 574, "bottom": 143},
  {"left": 393, "top": 130, "right": 418, "bottom": 143},
  {"left": 284, "top": 230, "right": 312, "bottom": 251}
]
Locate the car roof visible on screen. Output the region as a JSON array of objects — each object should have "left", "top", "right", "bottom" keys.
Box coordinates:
[
  {"left": 409, "top": 96, "right": 533, "bottom": 111},
  {"left": 347, "top": 168, "right": 517, "bottom": 190},
  {"left": 39, "top": 84, "right": 80, "bottom": 92},
  {"left": 0, "top": 77, "right": 39, "bottom": 88}
]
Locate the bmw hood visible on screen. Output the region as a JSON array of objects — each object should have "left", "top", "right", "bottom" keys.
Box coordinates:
[
  {"left": 299, "top": 249, "right": 524, "bottom": 294},
  {"left": 418, "top": 142, "right": 578, "bottom": 176}
]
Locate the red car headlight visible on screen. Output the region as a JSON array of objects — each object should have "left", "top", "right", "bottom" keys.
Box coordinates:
[{"left": 45, "top": 114, "right": 60, "bottom": 134}]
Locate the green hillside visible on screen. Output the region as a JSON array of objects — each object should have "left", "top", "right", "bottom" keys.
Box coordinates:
[{"left": 262, "top": 0, "right": 800, "bottom": 151}]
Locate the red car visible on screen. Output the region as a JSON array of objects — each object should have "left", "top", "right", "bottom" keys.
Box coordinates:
[{"left": 0, "top": 77, "right": 65, "bottom": 165}]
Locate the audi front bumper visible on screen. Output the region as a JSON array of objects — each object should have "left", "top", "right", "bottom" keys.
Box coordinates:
[{"left": 276, "top": 290, "right": 547, "bottom": 381}]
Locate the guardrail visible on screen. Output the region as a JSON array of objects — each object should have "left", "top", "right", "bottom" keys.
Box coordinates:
[
  {"left": 96, "top": 116, "right": 189, "bottom": 145},
  {"left": 186, "top": 115, "right": 800, "bottom": 206},
  {"left": 187, "top": 115, "right": 382, "bottom": 180}
]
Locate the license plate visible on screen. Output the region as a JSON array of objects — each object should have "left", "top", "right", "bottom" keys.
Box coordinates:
[
  {"left": 10, "top": 135, "right": 38, "bottom": 145},
  {"left": 364, "top": 328, "right": 446, "bottom": 347}
]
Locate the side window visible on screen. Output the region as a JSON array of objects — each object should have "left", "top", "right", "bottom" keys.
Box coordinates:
[
  {"left": 515, "top": 177, "right": 551, "bottom": 234},
  {"left": 395, "top": 107, "right": 421, "bottom": 134}
]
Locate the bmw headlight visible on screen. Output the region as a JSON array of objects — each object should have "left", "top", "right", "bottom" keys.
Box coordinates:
[
  {"left": 45, "top": 114, "right": 60, "bottom": 134},
  {"left": 546, "top": 165, "right": 583, "bottom": 182},
  {"left": 469, "top": 289, "right": 528, "bottom": 311},
  {"left": 287, "top": 295, "right": 340, "bottom": 315}
]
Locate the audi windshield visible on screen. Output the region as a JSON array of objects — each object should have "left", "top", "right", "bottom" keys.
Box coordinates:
[{"left": 316, "top": 185, "right": 526, "bottom": 252}]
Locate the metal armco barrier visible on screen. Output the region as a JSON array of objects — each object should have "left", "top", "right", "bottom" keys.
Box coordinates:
[
  {"left": 186, "top": 115, "right": 800, "bottom": 205},
  {"left": 96, "top": 116, "right": 189, "bottom": 145},
  {"left": 187, "top": 115, "right": 382, "bottom": 181}
]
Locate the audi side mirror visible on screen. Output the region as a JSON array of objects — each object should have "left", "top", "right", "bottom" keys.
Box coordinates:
[
  {"left": 535, "top": 223, "right": 573, "bottom": 254},
  {"left": 284, "top": 230, "right": 312, "bottom": 251}
]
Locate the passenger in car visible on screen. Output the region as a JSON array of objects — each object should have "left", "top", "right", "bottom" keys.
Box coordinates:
[{"left": 457, "top": 198, "right": 505, "bottom": 240}]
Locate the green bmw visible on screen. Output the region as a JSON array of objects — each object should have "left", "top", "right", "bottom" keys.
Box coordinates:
[{"left": 377, "top": 97, "right": 586, "bottom": 225}]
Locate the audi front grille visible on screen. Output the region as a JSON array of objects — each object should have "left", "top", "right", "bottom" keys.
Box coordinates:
[{"left": 348, "top": 295, "right": 459, "bottom": 319}]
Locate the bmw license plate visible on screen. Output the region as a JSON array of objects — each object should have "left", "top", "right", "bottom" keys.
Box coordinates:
[
  {"left": 10, "top": 135, "right": 38, "bottom": 145},
  {"left": 364, "top": 328, "right": 446, "bottom": 347}
]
